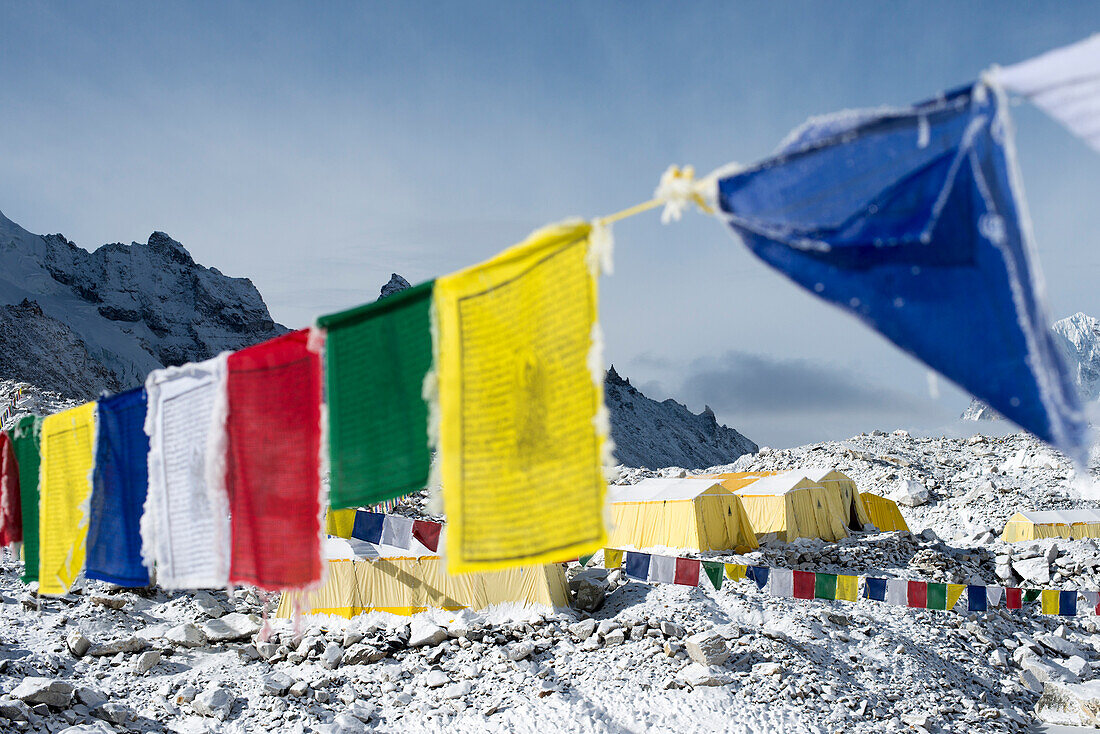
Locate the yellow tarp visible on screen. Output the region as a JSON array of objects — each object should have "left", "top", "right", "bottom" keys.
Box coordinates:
[
  {"left": 1001, "top": 511, "right": 1100, "bottom": 543},
  {"left": 278, "top": 556, "right": 569, "bottom": 618},
  {"left": 435, "top": 220, "right": 607, "bottom": 573},
  {"left": 609, "top": 482, "right": 758, "bottom": 553},
  {"left": 38, "top": 402, "right": 97, "bottom": 595},
  {"left": 860, "top": 492, "right": 909, "bottom": 532},
  {"left": 806, "top": 468, "right": 873, "bottom": 530},
  {"left": 718, "top": 473, "right": 850, "bottom": 543}
]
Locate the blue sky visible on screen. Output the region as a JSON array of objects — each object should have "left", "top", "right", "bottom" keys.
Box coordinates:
[{"left": 1, "top": 2, "right": 1098, "bottom": 447}]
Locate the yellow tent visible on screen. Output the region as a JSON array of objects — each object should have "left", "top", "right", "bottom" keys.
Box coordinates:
[
  {"left": 278, "top": 538, "right": 568, "bottom": 618},
  {"left": 1001, "top": 510, "right": 1100, "bottom": 543},
  {"left": 608, "top": 477, "right": 759, "bottom": 553},
  {"left": 802, "top": 467, "right": 873, "bottom": 531},
  {"left": 860, "top": 492, "right": 909, "bottom": 532},
  {"left": 715, "top": 470, "right": 850, "bottom": 543}
]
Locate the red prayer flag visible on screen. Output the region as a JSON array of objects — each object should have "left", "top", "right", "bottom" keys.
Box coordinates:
[
  {"left": 412, "top": 519, "right": 441, "bottom": 552},
  {"left": 223, "top": 329, "right": 324, "bottom": 591},
  {"left": 793, "top": 570, "right": 815, "bottom": 599},
  {"left": 1006, "top": 587, "right": 1022, "bottom": 610},
  {"left": 0, "top": 432, "right": 21, "bottom": 546},
  {"left": 674, "top": 558, "right": 700, "bottom": 586},
  {"left": 907, "top": 580, "right": 927, "bottom": 608}
]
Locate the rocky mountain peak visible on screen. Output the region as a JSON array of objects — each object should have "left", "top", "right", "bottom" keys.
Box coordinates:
[{"left": 380, "top": 273, "right": 412, "bottom": 300}]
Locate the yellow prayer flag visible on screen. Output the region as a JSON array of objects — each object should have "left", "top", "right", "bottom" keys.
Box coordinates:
[
  {"left": 946, "top": 583, "right": 966, "bottom": 610},
  {"left": 1041, "top": 589, "right": 1060, "bottom": 615},
  {"left": 604, "top": 549, "right": 623, "bottom": 569},
  {"left": 725, "top": 563, "right": 747, "bottom": 581},
  {"left": 326, "top": 508, "right": 357, "bottom": 538},
  {"left": 836, "top": 574, "right": 859, "bottom": 602},
  {"left": 436, "top": 220, "right": 608, "bottom": 573},
  {"left": 38, "top": 402, "right": 97, "bottom": 595}
]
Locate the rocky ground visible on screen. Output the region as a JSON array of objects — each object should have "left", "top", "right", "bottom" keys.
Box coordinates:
[{"left": 3, "top": 430, "right": 1100, "bottom": 732}]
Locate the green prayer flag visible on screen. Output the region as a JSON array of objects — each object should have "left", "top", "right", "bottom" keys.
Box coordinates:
[
  {"left": 1024, "top": 589, "right": 1041, "bottom": 603},
  {"left": 814, "top": 573, "right": 837, "bottom": 600},
  {"left": 10, "top": 416, "right": 41, "bottom": 584},
  {"left": 578, "top": 554, "right": 594, "bottom": 568},
  {"left": 317, "top": 281, "right": 435, "bottom": 509},
  {"left": 926, "top": 582, "right": 947, "bottom": 610},
  {"left": 702, "top": 561, "right": 724, "bottom": 590}
]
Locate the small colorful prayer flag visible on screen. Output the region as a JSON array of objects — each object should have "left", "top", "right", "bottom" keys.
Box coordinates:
[
  {"left": 1024, "top": 589, "right": 1042, "bottom": 604},
  {"left": 674, "top": 558, "right": 700, "bottom": 587},
  {"left": 814, "top": 573, "right": 837, "bottom": 600},
  {"left": 926, "top": 583, "right": 947, "bottom": 610},
  {"left": 886, "top": 579, "right": 908, "bottom": 606},
  {"left": 649, "top": 555, "right": 676, "bottom": 584},
  {"left": 793, "top": 570, "right": 815, "bottom": 599},
  {"left": 865, "top": 577, "right": 887, "bottom": 602},
  {"left": 578, "top": 553, "right": 595, "bottom": 568},
  {"left": 748, "top": 566, "right": 770, "bottom": 590},
  {"left": 946, "top": 584, "right": 966, "bottom": 611},
  {"left": 702, "top": 561, "right": 724, "bottom": 590},
  {"left": 412, "top": 519, "right": 441, "bottom": 552},
  {"left": 625, "top": 552, "right": 651, "bottom": 581},
  {"left": 604, "top": 549, "right": 624, "bottom": 570},
  {"left": 0, "top": 432, "right": 21, "bottom": 547},
  {"left": 769, "top": 568, "right": 793, "bottom": 597},
  {"left": 967, "top": 585, "right": 987, "bottom": 612},
  {"left": 352, "top": 511, "right": 384, "bottom": 544},
  {"left": 724, "top": 563, "right": 747, "bottom": 581},
  {"left": 1080, "top": 591, "right": 1100, "bottom": 615},
  {"left": 1006, "top": 587, "right": 1023, "bottom": 609},
  {"left": 10, "top": 415, "right": 41, "bottom": 583},
  {"left": 1041, "top": 590, "right": 1077, "bottom": 616},
  {"left": 986, "top": 585, "right": 1004, "bottom": 608},
  {"left": 836, "top": 574, "right": 859, "bottom": 602},
  {"left": 381, "top": 514, "right": 415, "bottom": 549}
]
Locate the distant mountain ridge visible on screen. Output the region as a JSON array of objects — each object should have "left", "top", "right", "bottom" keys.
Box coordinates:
[
  {"left": 962, "top": 312, "right": 1100, "bottom": 422},
  {"left": 0, "top": 210, "right": 286, "bottom": 398}
]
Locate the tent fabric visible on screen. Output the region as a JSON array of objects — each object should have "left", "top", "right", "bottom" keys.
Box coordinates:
[
  {"left": 801, "top": 467, "right": 873, "bottom": 529},
  {"left": 277, "top": 556, "right": 569, "bottom": 618},
  {"left": 435, "top": 220, "right": 608, "bottom": 573},
  {"left": 10, "top": 415, "right": 41, "bottom": 582},
  {"left": 860, "top": 493, "right": 910, "bottom": 532},
  {"left": 995, "top": 34, "right": 1100, "bottom": 153},
  {"left": 86, "top": 388, "right": 150, "bottom": 587},
  {"left": 1001, "top": 510, "right": 1100, "bottom": 542},
  {"left": 715, "top": 82, "right": 1088, "bottom": 465},
  {"left": 38, "top": 402, "right": 97, "bottom": 595},
  {"left": 608, "top": 478, "right": 759, "bottom": 553},
  {"left": 222, "top": 330, "right": 324, "bottom": 591},
  {"left": 0, "top": 432, "right": 21, "bottom": 547},
  {"left": 317, "top": 281, "right": 435, "bottom": 509},
  {"left": 722, "top": 471, "right": 849, "bottom": 542},
  {"left": 142, "top": 355, "right": 230, "bottom": 589}
]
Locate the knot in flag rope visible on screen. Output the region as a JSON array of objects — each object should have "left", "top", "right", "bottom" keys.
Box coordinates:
[{"left": 654, "top": 165, "right": 714, "bottom": 223}]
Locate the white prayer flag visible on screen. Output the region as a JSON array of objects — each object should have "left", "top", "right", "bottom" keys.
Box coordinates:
[
  {"left": 986, "top": 585, "right": 1004, "bottom": 608},
  {"left": 381, "top": 515, "right": 414, "bottom": 549},
  {"left": 648, "top": 555, "right": 676, "bottom": 584},
  {"left": 769, "top": 568, "right": 793, "bottom": 597},
  {"left": 885, "top": 579, "right": 908, "bottom": 606}
]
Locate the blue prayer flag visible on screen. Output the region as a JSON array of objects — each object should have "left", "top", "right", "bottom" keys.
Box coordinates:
[
  {"left": 715, "top": 82, "right": 1087, "bottom": 464},
  {"left": 865, "top": 577, "right": 887, "bottom": 601},
  {"left": 1060, "top": 590, "right": 1078, "bottom": 616},
  {"left": 747, "top": 566, "right": 770, "bottom": 590},
  {"left": 625, "top": 552, "right": 651, "bottom": 581},
  {"left": 967, "top": 585, "right": 987, "bottom": 612},
  {"left": 86, "top": 388, "right": 150, "bottom": 587},
  {"left": 352, "top": 511, "right": 384, "bottom": 544}
]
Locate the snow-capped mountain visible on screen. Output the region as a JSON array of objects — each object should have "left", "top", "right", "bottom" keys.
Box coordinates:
[
  {"left": 0, "top": 210, "right": 286, "bottom": 398},
  {"left": 962, "top": 311, "right": 1100, "bottom": 421}
]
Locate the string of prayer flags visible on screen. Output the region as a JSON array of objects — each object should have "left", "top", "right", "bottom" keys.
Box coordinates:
[
  {"left": 221, "top": 329, "right": 324, "bottom": 591},
  {"left": 702, "top": 561, "right": 724, "bottom": 590},
  {"left": 435, "top": 220, "right": 609, "bottom": 573},
  {"left": 713, "top": 81, "right": 1090, "bottom": 465},
  {"left": 341, "top": 509, "right": 444, "bottom": 553},
  {"left": 10, "top": 415, "right": 41, "bottom": 583},
  {"left": 38, "top": 402, "right": 97, "bottom": 595},
  {"left": 142, "top": 356, "right": 230, "bottom": 589},
  {"left": 0, "top": 431, "right": 21, "bottom": 547},
  {"left": 316, "top": 281, "right": 435, "bottom": 509},
  {"left": 86, "top": 388, "right": 150, "bottom": 587}
]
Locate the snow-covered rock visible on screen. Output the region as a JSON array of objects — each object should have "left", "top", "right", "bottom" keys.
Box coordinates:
[
  {"left": 1035, "top": 679, "right": 1100, "bottom": 726},
  {"left": 890, "top": 479, "right": 930, "bottom": 507}
]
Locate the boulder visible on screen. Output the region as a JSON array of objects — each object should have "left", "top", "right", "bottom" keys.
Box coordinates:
[
  {"left": 344, "top": 643, "right": 385, "bottom": 665},
  {"left": 321, "top": 643, "right": 343, "bottom": 669},
  {"left": 442, "top": 681, "right": 473, "bottom": 699},
  {"left": 0, "top": 699, "right": 31, "bottom": 721},
  {"left": 75, "top": 688, "right": 108, "bottom": 710},
  {"left": 685, "top": 631, "right": 730, "bottom": 667},
  {"left": 66, "top": 630, "right": 91, "bottom": 658},
  {"left": 133, "top": 650, "right": 161, "bottom": 675},
  {"left": 408, "top": 619, "right": 447, "bottom": 648},
  {"left": 91, "top": 702, "right": 131, "bottom": 725},
  {"left": 1035, "top": 680, "right": 1100, "bottom": 726},
  {"left": 1013, "top": 557, "right": 1051, "bottom": 585},
  {"left": 425, "top": 670, "right": 449, "bottom": 689},
  {"left": 660, "top": 621, "right": 687, "bottom": 639},
  {"left": 87, "top": 636, "right": 148, "bottom": 657},
  {"left": 201, "top": 612, "right": 261, "bottom": 642},
  {"left": 891, "top": 479, "right": 929, "bottom": 507},
  {"left": 262, "top": 672, "right": 295, "bottom": 696},
  {"left": 193, "top": 686, "right": 236, "bottom": 720},
  {"left": 568, "top": 619, "right": 597, "bottom": 641},
  {"left": 165, "top": 623, "right": 207, "bottom": 648},
  {"left": 192, "top": 591, "right": 226, "bottom": 618},
  {"left": 570, "top": 573, "right": 608, "bottom": 613},
  {"left": 11, "top": 678, "right": 75, "bottom": 708},
  {"left": 679, "top": 662, "right": 722, "bottom": 687},
  {"left": 507, "top": 641, "right": 535, "bottom": 661}
]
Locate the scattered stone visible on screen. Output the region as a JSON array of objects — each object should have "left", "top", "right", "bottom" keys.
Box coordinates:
[
  {"left": 891, "top": 478, "right": 930, "bottom": 507},
  {"left": 425, "top": 670, "right": 449, "bottom": 689},
  {"left": 507, "top": 641, "right": 535, "bottom": 661},
  {"left": 193, "top": 591, "right": 226, "bottom": 618},
  {"left": 753, "top": 662, "right": 782, "bottom": 677},
  {"left": 344, "top": 643, "right": 385, "bottom": 665},
  {"left": 1035, "top": 680, "right": 1100, "bottom": 726},
  {"left": 87, "top": 636, "right": 148, "bottom": 657},
  {"left": 193, "top": 685, "right": 236, "bottom": 720},
  {"left": 679, "top": 662, "right": 722, "bottom": 686},
  {"left": 0, "top": 699, "right": 32, "bottom": 721},
  {"left": 1013, "top": 556, "right": 1051, "bottom": 585},
  {"left": 165, "top": 623, "right": 207, "bottom": 648},
  {"left": 571, "top": 573, "right": 608, "bottom": 612},
  {"left": 569, "top": 619, "right": 597, "bottom": 641},
  {"left": 603, "top": 629, "right": 625, "bottom": 646},
  {"left": 685, "top": 631, "right": 730, "bottom": 667},
  {"left": 11, "top": 678, "right": 75, "bottom": 708},
  {"left": 660, "top": 621, "right": 686, "bottom": 639},
  {"left": 408, "top": 619, "right": 447, "bottom": 647},
  {"left": 289, "top": 681, "right": 310, "bottom": 698},
  {"left": 442, "top": 681, "right": 473, "bottom": 699},
  {"left": 92, "top": 702, "right": 131, "bottom": 724},
  {"left": 133, "top": 650, "right": 160, "bottom": 675},
  {"left": 89, "top": 595, "right": 126, "bottom": 610},
  {"left": 201, "top": 612, "right": 261, "bottom": 642},
  {"left": 173, "top": 686, "right": 197, "bottom": 705},
  {"left": 66, "top": 629, "right": 91, "bottom": 658},
  {"left": 263, "top": 672, "right": 296, "bottom": 696}
]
